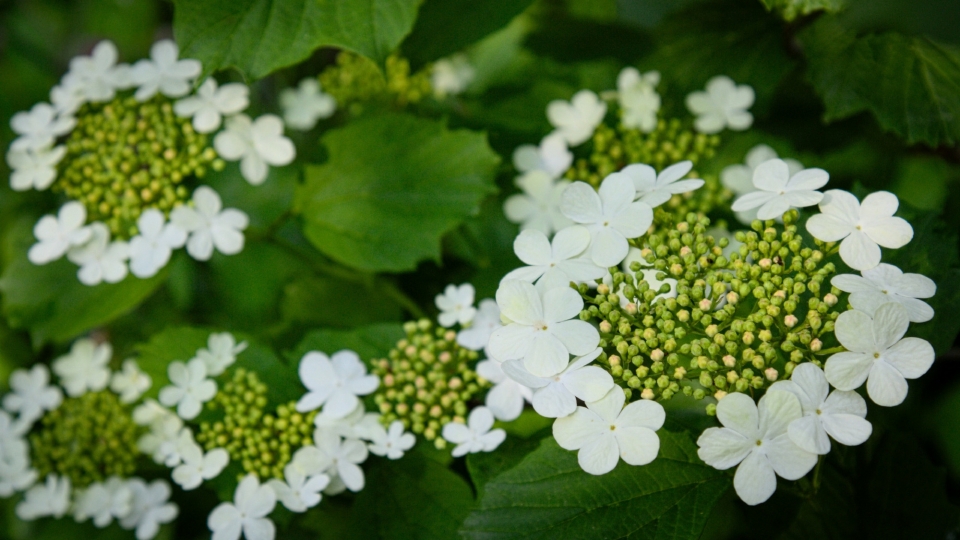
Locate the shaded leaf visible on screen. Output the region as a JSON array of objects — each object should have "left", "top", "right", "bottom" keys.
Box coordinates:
[
  {"left": 759, "top": 0, "right": 844, "bottom": 21},
  {"left": 289, "top": 323, "right": 404, "bottom": 364}
]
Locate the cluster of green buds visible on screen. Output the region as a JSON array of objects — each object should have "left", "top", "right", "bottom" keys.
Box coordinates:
[
  {"left": 318, "top": 52, "right": 432, "bottom": 113},
  {"left": 30, "top": 390, "right": 142, "bottom": 488},
  {"left": 578, "top": 210, "right": 844, "bottom": 413},
  {"left": 54, "top": 96, "right": 222, "bottom": 238},
  {"left": 197, "top": 368, "right": 317, "bottom": 480},
  {"left": 371, "top": 319, "right": 489, "bottom": 448}
]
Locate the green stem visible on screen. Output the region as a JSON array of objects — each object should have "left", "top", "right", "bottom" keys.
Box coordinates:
[{"left": 811, "top": 454, "right": 825, "bottom": 494}]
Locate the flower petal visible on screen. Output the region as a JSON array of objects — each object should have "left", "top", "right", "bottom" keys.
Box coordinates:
[
  {"left": 715, "top": 392, "right": 759, "bottom": 439},
  {"left": 496, "top": 280, "right": 543, "bottom": 325},
  {"left": 824, "top": 351, "right": 874, "bottom": 391},
  {"left": 523, "top": 332, "right": 569, "bottom": 377},
  {"left": 733, "top": 451, "right": 777, "bottom": 506},
  {"left": 616, "top": 399, "right": 665, "bottom": 431},
  {"left": 883, "top": 337, "right": 934, "bottom": 379},
  {"left": 513, "top": 229, "right": 552, "bottom": 266},
  {"left": 866, "top": 360, "right": 909, "bottom": 407},
  {"left": 549, "top": 319, "right": 600, "bottom": 357},
  {"left": 577, "top": 433, "right": 620, "bottom": 475},
  {"left": 616, "top": 426, "right": 660, "bottom": 466},
  {"left": 553, "top": 408, "right": 604, "bottom": 450},
  {"left": 697, "top": 427, "right": 751, "bottom": 470},
  {"left": 532, "top": 383, "right": 576, "bottom": 418},
  {"left": 765, "top": 433, "right": 817, "bottom": 480},
  {"left": 787, "top": 415, "right": 830, "bottom": 455}
]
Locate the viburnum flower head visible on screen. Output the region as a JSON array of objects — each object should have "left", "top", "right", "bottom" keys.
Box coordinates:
[
  {"left": 10, "top": 102, "right": 75, "bottom": 151},
  {"left": 120, "top": 479, "right": 178, "bottom": 540},
  {"left": 110, "top": 359, "right": 152, "bottom": 404},
  {"left": 560, "top": 173, "right": 654, "bottom": 267},
  {"left": 296, "top": 350, "right": 379, "bottom": 418},
  {"left": 314, "top": 434, "right": 369, "bottom": 492},
  {"left": 280, "top": 78, "right": 336, "bottom": 131},
  {"left": 367, "top": 420, "right": 416, "bottom": 459},
  {"left": 435, "top": 283, "right": 477, "bottom": 327},
  {"left": 28, "top": 201, "right": 92, "bottom": 265},
  {"left": 616, "top": 68, "right": 661, "bottom": 132},
  {"left": 547, "top": 90, "right": 607, "bottom": 146},
  {"left": 171, "top": 186, "right": 249, "bottom": 261},
  {"left": 2, "top": 365, "right": 62, "bottom": 424},
  {"left": 53, "top": 338, "right": 111, "bottom": 397},
  {"left": 196, "top": 332, "right": 248, "bottom": 376},
  {"left": 503, "top": 171, "right": 574, "bottom": 236},
  {"left": 74, "top": 476, "right": 132, "bottom": 528},
  {"left": 474, "top": 357, "right": 532, "bottom": 422},
  {"left": 825, "top": 302, "right": 934, "bottom": 407},
  {"left": 441, "top": 406, "right": 506, "bottom": 457},
  {"left": 806, "top": 190, "right": 913, "bottom": 271},
  {"left": 172, "top": 433, "right": 229, "bottom": 490},
  {"left": 456, "top": 298, "right": 502, "bottom": 357},
  {"left": 502, "top": 226, "right": 606, "bottom": 287},
  {"left": 832, "top": 263, "right": 936, "bottom": 323},
  {"left": 696, "top": 391, "right": 817, "bottom": 506},
  {"left": 66, "top": 222, "right": 130, "bottom": 286},
  {"left": 61, "top": 40, "right": 130, "bottom": 104},
  {"left": 208, "top": 475, "right": 277, "bottom": 540},
  {"left": 158, "top": 358, "right": 217, "bottom": 420},
  {"left": 214, "top": 114, "right": 296, "bottom": 185},
  {"left": 130, "top": 39, "right": 201, "bottom": 101},
  {"left": 512, "top": 133, "right": 573, "bottom": 179},
  {"left": 16, "top": 475, "right": 71, "bottom": 521},
  {"left": 8, "top": 145, "right": 66, "bottom": 191},
  {"left": 731, "top": 159, "right": 828, "bottom": 220},
  {"left": 553, "top": 387, "right": 665, "bottom": 475},
  {"left": 129, "top": 209, "right": 187, "bottom": 279},
  {"left": 685, "top": 75, "right": 755, "bottom": 134},
  {"left": 502, "top": 347, "right": 614, "bottom": 418},
  {"left": 617, "top": 160, "right": 704, "bottom": 208},
  {"left": 490, "top": 280, "right": 600, "bottom": 377},
  {"left": 174, "top": 78, "right": 249, "bottom": 133}
]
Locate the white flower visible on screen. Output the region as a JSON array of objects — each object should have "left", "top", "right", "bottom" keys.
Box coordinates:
[
  {"left": 10, "top": 103, "right": 75, "bottom": 151},
  {"left": 457, "top": 299, "right": 503, "bottom": 357},
  {"left": 53, "top": 338, "right": 111, "bottom": 397},
  {"left": 770, "top": 363, "right": 872, "bottom": 455},
  {"left": 171, "top": 433, "right": 229, "bottom": 490},
  {"left": 367, "top": 421, "right": 416, "bottom": 460},
  {"left": 616, "top": 68, "right": 661, "bottom": 132},
  {"left": 696, "top": 391, "right": 817, "bottom": 505},
  {"left": 314, "top": 434, "right": 368, "bottom": 492},
  {"left": 136, "top": 410, "right": 184, "bottom": 466},
  {"left": 618, "top": 161, "right": 705, "bottom": 208},
  {"left": 159, "top": 358, "right": 217, "bottom": 420},
  {"left": 196, "top": 332, "right": 248, "bottom": 376},
  {"left": 503, "top": 226, "right": 606, "bottom": 287},
  {"left": 685, "top": 75, "right": 755, "bottom": 134},
  {"left": 129, "top": 209, "right": 187, "bottom": 278},
  {"left": 490, "top": 280, "right": 598, "bottom": 377},
  {"left": 50, "top": 83, "right": 85, "bottom": 116},
  {"left": 110, "top": 359, "right": 152, "bottom": 404},
  {"left": 431, "top": 54, "right": 475, "bottom": 98},
  {"left": 502, "top": 347, "right": 613, "bottom": 418},
  {"left": 441, "top": 406, "right": 506, "bottom": 458},
  {"left": 722, "top": 145, "right": 803, "bottom": 223},
  {"left": 28, "top": 201, "right": 92, "bottom": 265},
  {"left": 0, "top": 443, "right": 36, "bottom": 496},
  {"left": 3, "top": 365, "right": 62, "bottom": 424},
  {"left": 278, "top": 78, "right": 336, "bottom": 130},
  {"left": 312, "top": 403, "right": 381, "bottom": 442},
  {"left": 560, "top": 174, "right": 654, "bottom": 267},
  {"left": 435, "top": 283, "right": 478, "bottom": 327},
  {"left": 512, "top": 133, "right": 572, "bottom": 179},
  {"left": 61, "top": 40, "right": 130, "bottom": 103},
  {"left": 475, "top": 358, "right": 532, "bottom": 422},
  {"left": 74, "top": 477, "right": 133, "bottom": 528},
  {"left": 805, "top": 190, "right": 913, "bottom": 271},
  {"left": 295, "top": 350, "right": 379, "bottom": 418},
  {"left": 170, "top": 186, "right": 249, "bottom": 261},
  {"left": 130, "top": 40, "right": 201, "bottom": 101},
  {"left": 825, "top": 303, "right": 934, "bottom": 407},
  {"left": 16, "top": 475, "right": 71, "bottom": 520},
  {"left": 214, "top": 114, "right": 295, "bottom": 185},
  {"left": 730, "top": 159, "right": 828, "bottom": 221},
  {"left": 503, "top": 171, "right": 573, "bottom": 236},
  {"left": 267, "top": 464, "right": 330, "bottom": 513},
  {"left": 66, "top": 222, "right": 130, "bottom": 285},
  {"left": 120, "top": 479, "right": 178, "bottom": 540},
  {"left": 7, "top": 145, "right": 65, "bottom": 191},
  {"left": 174, "top": 78, "right": 249, "bottom": 133},
  {"left": 208, "top": 475, "right": 277, "bottom": 540},
  {"left": 832, "top": 263, "right": 936, "bottom": 323},
  {"left": 553, "top": 386, "right": 664, "bottom": 475},
  {"left": 547, "top": 90, "right": 607, "bottom": 146}
]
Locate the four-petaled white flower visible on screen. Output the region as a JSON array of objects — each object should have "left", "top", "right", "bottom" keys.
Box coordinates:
[
  {"left": 268, "top": 463, "right": 330, "bottom": 513},
  {"left": 0, "top": 439, "right": 36, "bottom": 497},
  {"left": 315, "top": 434, "right": 369, "bottom": 492},
  {"left": 16, "top": 475, "right": 71, "bottom": 521},
  {"left": 280, "top": 78, "right": 336, "bottom": 131},
  {"left": 367, "top": 421, "right": 416, "bottom": 460},
  {"left": 442, "top": 406, "right": 506, "bottom": 457},
  {"left": 28, "top": 201, "right": 92, "bottom": 265},
  {"left": 110, "top": 359, "right": 152, "bottom": 404},
  {"left": 457, "top": 299, "right": 502, "bottom": 358},
  {"left": 74, "top": 476, "right": 133, "bottom": 528},
  {"left": 731, "top": 159, "right": 829, "bottom": 221},
  {"left": 770, "top": 363, "right": 872, "bottom": 455},
  {"left": 503, "top": 347, "right": 613, "bottom": 418},
  {"left": 806, "top": 190, "right": 913, "bottom": 272},
  {"left": 50, "top": 82, "right": 85, "bottom": 116},
  {"left": 171, "top": 186, "right": 249, "bottom": 261},
  {"left": 435, "top": 283, "right": 477, "bottom": 327},
  {"left": 696, "top": 391, "right": 817, "bottom": 506},
  {"left": 431, "top": 54, "right": 475, "bottom": 98},
  {"left": 617, "top": 68, "right": 661, "bottom": 132},
  {"left": 3, "top": 365, "right": 62, "bottom": 424},
  {"left": 208, "top": 475, "right": 277, "bottom": 540},
  {"left": 174, "top": 78, "right": 249, "bottom": 133},
  {"left": 503, "top": 226, "right": 606, "bottom": 288},
  {"left": 120, "top": 479, "right": 179, "bottom": 540},
  {"left": 560, "top": 174, "right": 654, "bottom": 267},
  {"left": 619, "top": 161, "right": 704, "bottom": 208},
  {"left": 490, "top": 280, "right": 599, "bottom": 377},
  {"left": 135, "top": 411, "right": 185, "bottom": 467},
  {"left": 196, "top": 332, "right": 248, "bottom": 376},
  {"left": 553, "top": 387, "right": 664, "bottom": 475},
  {"left": 129, "top": 209, "right": 187, "bottom": 278},
  {"left": 8, "top": 145, "right": 66, "bottom": 191},
  {"left": 62, "top": 40, "right": 130, "bottom": 103},
  {"left": 685, "top": 75, "right": 755, "bottom": 134},
  {"left": 547, "top": 90, "right": 607, "bottom": 146},
  {"left": 475, "top": 357, "right": 532, "bottom": 422},
  {"left": 130, "top": 40, "right": 201, "bottom": 101},
  {"left": 825, "top": 303, "right": 934, "bottom": 407},
  {"left": 512, "top": 133, "right": 572, "bottom": 179},
  {"left": 66, "top": 222, "right": 130, "bottom": 285},
  {"left": 53, "top": 338, "right": 111, "bottom": 397},
  {"left": 832, "top": 263, "right": 936, "bottom": 323},
  {"left": 503, "top": 171, "right": 573, "bottom": 236},
  {"left": 296, "top": 350, "right": 379, "bottom": 418},
  {"left": 10, "top": 103, "right": 75, "bottom": 152},
  {"left": 159, "top": 358, "right": 217, "bottom": 420},
  {"left": 172, "top": 432, "right": 229, "bottom": 490},
  {"left": 214, "top": 114, "right": 296, "bottom": 185},
  {"left": 312, "top": 404, "right": 381, "bottom": 442},
  {"left": 722, "top": 145, "right": 803, "bottom": 223}
]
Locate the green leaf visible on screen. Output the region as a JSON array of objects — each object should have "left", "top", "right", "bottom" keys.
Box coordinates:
[
  {"left": 461, "top": 430, "right": 729, "bottom": 540},
  {"left": 289, "top": 323, "right": 403, "bottom": 364},
  {"left": 801, "top": 18, "right": 960, "bottom": 146},
  {"left": 759, "top": 0, "right": 844, "bottom": 21},
  {"left": 172, "top": 0, "right": 421, "bottom": 80},
  {"left": 466, "top": 433, "right": 543, "bottom": 496},
  {"left": 294, "top": 113, "right": 499, "bottom": 272},
  {"left": 280, "top": 274, "right": 402, "bottom": 330}
]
